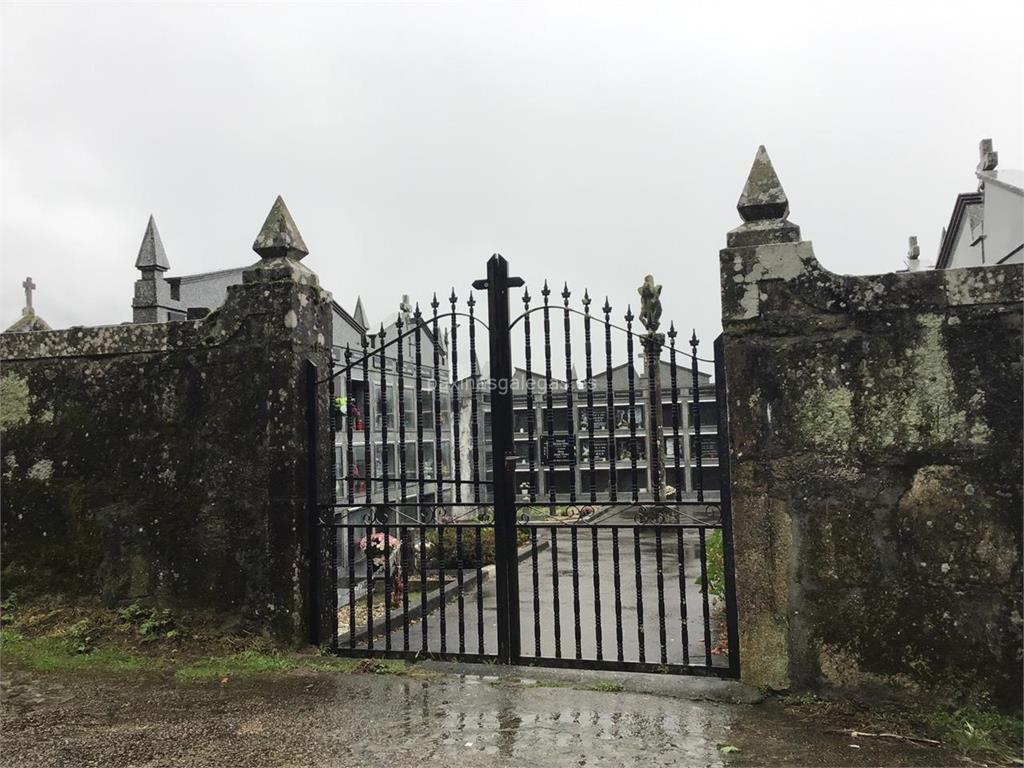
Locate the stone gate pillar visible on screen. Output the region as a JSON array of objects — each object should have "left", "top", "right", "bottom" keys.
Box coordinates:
[{"left": 718, "top": 146, "right": 1022, "bottom": 704}]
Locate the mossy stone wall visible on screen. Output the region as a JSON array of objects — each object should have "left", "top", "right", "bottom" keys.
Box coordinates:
[
  {"left": 0, "top": 260, "right": 334, "bottom": 645},
  {"left": 720, "top": 240, "right": 1022, "bottom": 706}
]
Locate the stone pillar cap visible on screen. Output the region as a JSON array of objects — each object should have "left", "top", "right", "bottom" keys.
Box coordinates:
[
  {"left": 135, "top": 215, "right": 170, "bottom": 272},
  {"left": 253, "top": 196, "right": 309, "bottom": 261},
  {"left": 737, "top": 145, "right": 789, "bottom": 222},
  {"left": 727, "top": 145, "right": 801, "bottom": 248}
]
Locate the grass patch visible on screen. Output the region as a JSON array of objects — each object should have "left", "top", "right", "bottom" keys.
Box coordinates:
[
  {"left": 532, "top": 678, "right": 572, "bottom": 689},
  {"left": 770, "top": 690, "right": 1022, "bottom": 763},
  {"left": 587, "top": 680, "right": 625, "bottom": 693},
  {"left": 924, "top": 706, "right": 1023, "bottom": 760},
  {"left": 780, "top": 691, "right": 820, "bottom": 707},
  {"left": 351, "top": 658, "right": 408, "bottom": 675},
  {"left": 0, "top": 629, "right": 147, "bottom": 674},
  {"left": 1, "top": 598, "right": 423, "bottom": 685},
  {"left": 174, "top": 651, "right": 362, "bottom": 681}
]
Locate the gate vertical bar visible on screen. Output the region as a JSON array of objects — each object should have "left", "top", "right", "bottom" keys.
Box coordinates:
[
  {"left": 714, "top": 334, "right": 741, "bottom": 678},
  {"left": 690, "top": 331, "right": 704, "bottom": 502},
  {"left": 474, "top": 254, "right": 522, "bottom": 664},
  {"left": 326, "top": 356, "right": 340, "bottom": 650}
]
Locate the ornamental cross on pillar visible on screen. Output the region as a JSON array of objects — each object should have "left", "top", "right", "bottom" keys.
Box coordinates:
[
  {"left": 638, "top": 274, "right": 667, "bottom": 502},
  {"left": 22, "top": 277, "right": 36, "bottom": 315}
]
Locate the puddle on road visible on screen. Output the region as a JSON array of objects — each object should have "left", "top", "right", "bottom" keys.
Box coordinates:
[{"left": 329, "top": 673, "right": 730, "bottom": 766}]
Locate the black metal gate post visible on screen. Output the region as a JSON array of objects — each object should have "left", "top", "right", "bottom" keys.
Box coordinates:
[
  {"left": 474, "top": 255, "right": 524, "bottom": 664},
  {"left": 713, "top": 335, "right": 741, "bottom": 678},
  {"left": 305, "top": 359, "right": 322, "bottom": 647}
]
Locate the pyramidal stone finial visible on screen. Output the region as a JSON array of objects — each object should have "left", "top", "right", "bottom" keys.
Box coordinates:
[
  {"left": 253, "top": 195, "right": 308, "bottom": 261},
  {"left": 727, "top": 145, "right": 801, "bottom": 248},
  {"left": 737, "top": 146, "right": 789, "bottom": 222},
  {"left": 135, "top": 215, "right": 170, "bottom": 271},
  {"left": 353, "top": 296, "right": 368, "bottom": 329}
]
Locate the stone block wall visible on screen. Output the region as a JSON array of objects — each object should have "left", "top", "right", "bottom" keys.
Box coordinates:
[
  {"left": 0, "top": 254, "right": 335, "bottom": 645},
  {"left": 720, "top": 148, "right": 1022, "bottom": 705}
]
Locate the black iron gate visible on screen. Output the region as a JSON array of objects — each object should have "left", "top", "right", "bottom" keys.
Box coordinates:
[{"left": 314, "top": 255, "right": 740, "bottom": 678}]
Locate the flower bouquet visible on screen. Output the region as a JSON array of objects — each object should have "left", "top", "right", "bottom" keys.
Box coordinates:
[{"left": 358, "top": 531, "right": 401, "bottom": 568}]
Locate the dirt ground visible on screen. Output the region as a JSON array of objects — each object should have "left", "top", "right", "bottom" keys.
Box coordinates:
[{"left": 2, "top": 660, "right": 1000, "bottom": 768}]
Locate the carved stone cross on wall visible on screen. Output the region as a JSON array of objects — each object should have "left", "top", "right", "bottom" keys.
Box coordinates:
[{"left": 22, "top": 276, "right": 36, "bottom": 315}]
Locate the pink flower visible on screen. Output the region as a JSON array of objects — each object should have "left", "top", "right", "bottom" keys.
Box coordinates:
[{"left": 357, "top": 532, "right": 401, "bottom": 565}]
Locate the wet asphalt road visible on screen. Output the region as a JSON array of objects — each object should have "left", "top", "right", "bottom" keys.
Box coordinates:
[
  {"left": 1, "top": 664, "right": 966, "bottom": 768},
  {"left": 2, "top": 667, "right": 733, "bottom": 767}
]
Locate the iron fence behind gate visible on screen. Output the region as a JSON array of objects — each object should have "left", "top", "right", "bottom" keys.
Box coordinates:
[{"left": 314, "top": 255, "right": 739, "bottom": 678}]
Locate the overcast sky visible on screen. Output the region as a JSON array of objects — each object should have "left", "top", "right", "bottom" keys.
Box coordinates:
[{"left": 1, "top": 1, "right": 1022, "bottom": 354}]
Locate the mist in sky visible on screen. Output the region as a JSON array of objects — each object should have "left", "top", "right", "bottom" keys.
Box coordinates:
[{"left": 1, "top": 1, "right": 1022, "bottom": 350}]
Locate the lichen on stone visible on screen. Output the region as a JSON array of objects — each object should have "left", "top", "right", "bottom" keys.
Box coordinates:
[
  {"left": 0, "top": 373, "right": 31, "bottom": 430},
  {"left": 792, "top": 380, "right": 854, "bottom": 452},
  {"left": 26, "top": 458, "right": 54, "bottom": 482}
]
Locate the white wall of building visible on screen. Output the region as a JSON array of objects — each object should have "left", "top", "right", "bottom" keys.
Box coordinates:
[{"left": 983, "top": 179, "right": 1024, "bottom": 264}]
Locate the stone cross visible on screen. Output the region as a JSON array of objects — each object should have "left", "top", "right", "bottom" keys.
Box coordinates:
[
  {"left": 978, "top": 138, "right": 999, "bottom": 172},
  {"left": 22, "top": 276, "right": 36, "bottom": 315},
  {"left": 907, "top": 236, "right": 920, "bottom": 272},
  {"left": 907, "top": 236, "right": 920, "bottom": 260}
]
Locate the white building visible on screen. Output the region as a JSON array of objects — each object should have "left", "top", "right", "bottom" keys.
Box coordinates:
[{"left": 935, "top": 139, "right": 1023, "bottom": 269}]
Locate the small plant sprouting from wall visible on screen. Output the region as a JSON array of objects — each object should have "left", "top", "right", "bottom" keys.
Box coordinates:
[{"left": 696, "top": 529, "right": 725, "bottom": 600}]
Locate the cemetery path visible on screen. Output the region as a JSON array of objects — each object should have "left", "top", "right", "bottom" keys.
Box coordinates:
[{"left": 0, "top": 663, "right": 966, "bottom": 767}]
